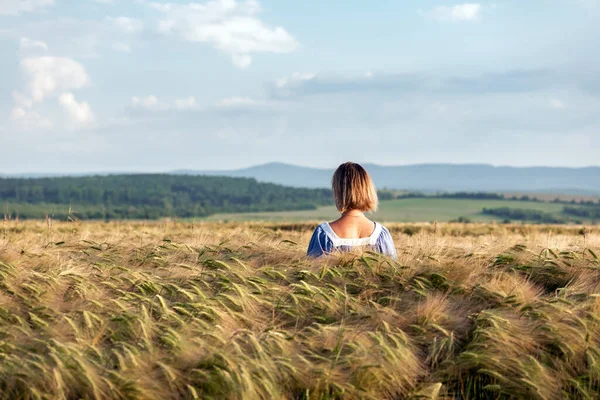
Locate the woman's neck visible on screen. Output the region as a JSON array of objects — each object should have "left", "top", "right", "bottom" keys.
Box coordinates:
[{"left": 341, "top": 210, "right": 365, "bottom": 218}]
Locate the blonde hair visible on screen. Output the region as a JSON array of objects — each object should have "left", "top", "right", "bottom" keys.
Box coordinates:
[{"left": 332, "top": 162, "right": 378, "bottom": 213}]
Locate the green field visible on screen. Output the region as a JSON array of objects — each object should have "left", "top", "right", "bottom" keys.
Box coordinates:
[{"left": 203, "top": 198, "right": 566, "bottom": 222}]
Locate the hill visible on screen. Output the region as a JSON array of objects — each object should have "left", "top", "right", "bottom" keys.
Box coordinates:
[
  {"left": 0, "top": 174, "right": 332, "bottom": 220},
  {"left": 175, "top": 162, "right": 600, "bottom": 194}
]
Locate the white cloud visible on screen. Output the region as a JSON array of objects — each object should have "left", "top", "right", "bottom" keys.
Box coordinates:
[
  {"left": 0, "top": 0, "right": 54, "bottom": 15},
  {"left": 153, "top": 0, "right": 297, "bottom": 68},
  {"left": 11, "top": 56, "right": 93, "bottom": 131},
  {"left": 59, "top": 92, "right": 95, "bottom": 127},
  {"left": 20, "top": 37, "right": 48, "bottom": 51},
  {"left": 131, "top": 95, "right": 169, "bottom": 110},
  {"left": 217, "top": 96, "right": 261, "bottom": 107},
  {"left": 20, "top": 56, "right": 91, "bottom": 103},
  {"left": 429, "top": 3, "right": 482, "bottom": 22},
  {"left": 174, "top": 96, "right": 198, "bottom": 109},
  {"left": 275, "top": 72, "right": 316, "bottom": 88},
  {"left": 131, "top": 95, "right": 199, "bottom": 111},
  {"left": 108, "top": 16, "right": 144, "bottom": 33},
  {"left": 231, "top": 54, "right": 252, "bottom": 68}
]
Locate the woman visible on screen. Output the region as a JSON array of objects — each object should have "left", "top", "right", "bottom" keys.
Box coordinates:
[{"left": 307, "top": 162, "right": 397, "bottom": 259}]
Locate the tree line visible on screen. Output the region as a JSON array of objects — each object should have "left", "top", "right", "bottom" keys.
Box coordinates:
[
  {"left": 481, "top": 207, "right": 569, "bottom": 224},
  {"left": 481, "top": 206, "right": 600, "bottom": 224},
  {"left": 562, "top": 205, "right": 600, "bottom": 220},
  {"left": 0, "top": 175, "right": 333, "bottom": 220}
]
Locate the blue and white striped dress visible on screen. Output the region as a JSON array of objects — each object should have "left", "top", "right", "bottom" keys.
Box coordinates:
[{"left": 307, "top": 222, "right": 397, "bottom": 259}]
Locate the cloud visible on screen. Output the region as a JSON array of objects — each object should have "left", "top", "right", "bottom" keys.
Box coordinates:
[
  {"left": 442, "top": 70, "right": 554, "bottom": 94},
  {"left": 217, "top": 96, "right": 261, "bottom": 107},
  {"left": 10, "top": 56, "right": 94, "bottom": 131},
  {"left": 126, "top": 94, "right": 273, "bottom": 122},
  {"left": 10, "top": 107, "right": 27, "bottom": 120},
  {"left": 428, "top": 3, "right": 482, "bottom": 22},
  {"left": 10, "top": 108, "right": 53, "bottom": 130},
  {"left": 9, "top": 17, "right": 148, "bottom": 59},
  {"left": 112, "top": 42, "right": 131, "bottom": 52},
  {"left": 108, "top": 16, "right": 144, "bottom": 33},
  {"left": 153, "top": 0, "right": 298, "bottom": 68},
  {"left": 231, "top": 54, "right": 252, "bottom": 68},
  {"left": 20, "top": 56, "right": 91, "bottom": 103},
  {"left": 59, "top": 92, "right": 95, "bottom": 127},
  {"left": 269, "top": 70, "right": 564, "bottom": 99},
  {"left": 20, "top": 37, "right": 48, "bottom": 51},
  {"left": 131, "top": 95, "right": 169, "bottom": 110},
  {"left": 130, "top": 95, "right": 200, "bottom": 111},
  {"left": 549, "top": 98, "right": 566, "bottom": 109},
  {"left": 174, "top": 96, "right": 198, "bottom": 110},
  {"left": 275, "top": 72, "right": 316, "bottom": 88},
  {"left": 104, "top": 17, "right": 143, "bottom": 53},
  {"left": 0, "top": 0, "right": 54, "bottom": 15},
  {"left": 12, "top": 91, "right": 34, "bottom": 109},
  {"left": 270, "top": 72, "right": 426, "bottom": 98}
]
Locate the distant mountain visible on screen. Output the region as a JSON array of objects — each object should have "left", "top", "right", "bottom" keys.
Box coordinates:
[
  {"left": 174, "top": 163, "right": 332, "bottom": 189},
  {"left": 5, "top": 163, "right": 599, "bottom": 195},
  {"left": 173, "top": 163, "right": 600, "bottom": 195}
]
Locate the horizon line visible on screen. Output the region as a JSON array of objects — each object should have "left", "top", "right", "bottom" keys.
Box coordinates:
[{"left": 3, "top": 161, "right": 600, "bottom": 176}]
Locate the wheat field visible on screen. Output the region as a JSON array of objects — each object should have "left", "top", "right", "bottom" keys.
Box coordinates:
[{"left": 0, "top": 220, "right": 599, "bottom": 399}]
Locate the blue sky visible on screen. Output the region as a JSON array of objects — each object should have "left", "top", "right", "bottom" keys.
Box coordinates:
[{"left": 1, "top": 0, "right": 599, "bottom": 173}]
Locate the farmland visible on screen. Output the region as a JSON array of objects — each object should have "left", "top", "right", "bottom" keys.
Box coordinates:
[
  {"left": 3, "top": 175, "right": 597, "bottom": 224},
  {"left": 204, "top": 198, "right": 568, "bottom": 223},
  {"left": 0, "top": 220, "right": 598, "bottom": 399}
]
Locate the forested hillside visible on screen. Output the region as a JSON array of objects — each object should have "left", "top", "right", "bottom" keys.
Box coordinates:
[{"left": 0, "top": 175, "right": 333, "bottom": 220}]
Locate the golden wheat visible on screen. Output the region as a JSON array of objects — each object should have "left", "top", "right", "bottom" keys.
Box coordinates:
[{"left": 0, "top": 220, "right": 598, "bottom": 399}]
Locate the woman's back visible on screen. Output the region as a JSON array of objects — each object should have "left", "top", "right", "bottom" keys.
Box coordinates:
[
  {"left": 328, "top": 214, "right": 377, "bottom": 240},
  {"left": 306, "top": 161, "right": 397, "bottom": 259},
  {"left": 307, "top": 219, "right": 397, "bottom": 258}
]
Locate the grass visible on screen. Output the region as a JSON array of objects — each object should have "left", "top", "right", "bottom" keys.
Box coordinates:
[
  {"left": 0, "top": 220, "right": 599, "bottom": 399},
  {"left": 203, "top": 198, "right": 566, "bottom": 223}
]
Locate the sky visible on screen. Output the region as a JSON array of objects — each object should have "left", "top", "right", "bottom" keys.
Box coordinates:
[{"left": 1, "top": 0, "right": 599, "bottom": 173}]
